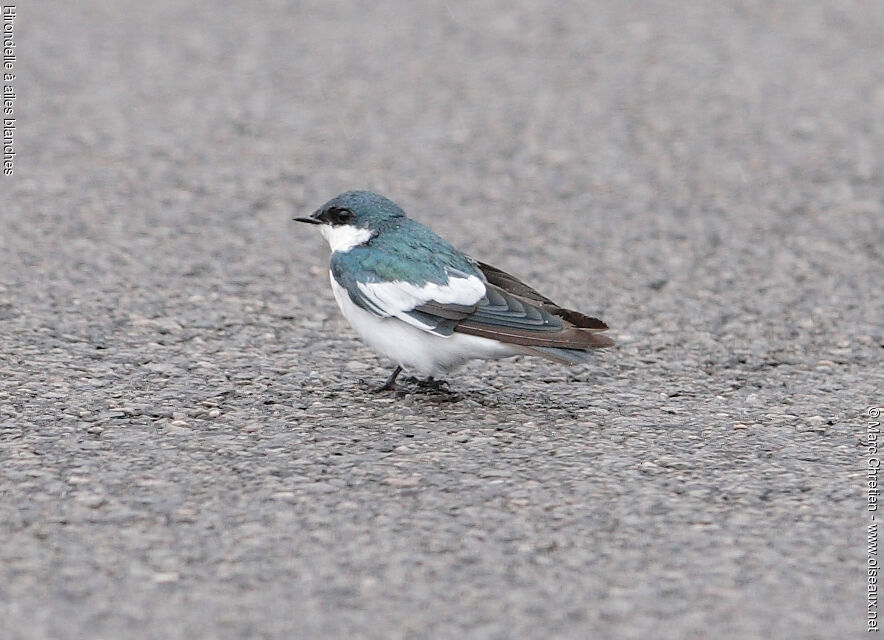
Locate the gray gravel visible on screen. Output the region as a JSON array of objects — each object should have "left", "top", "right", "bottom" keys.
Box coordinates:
[{"left": 1, "top": 1, "right": 882, "bottom": 638}]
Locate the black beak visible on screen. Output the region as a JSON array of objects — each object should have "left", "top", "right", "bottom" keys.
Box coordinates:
[{"left": 293, "top": 209, "right": 323, "bottom": 224}]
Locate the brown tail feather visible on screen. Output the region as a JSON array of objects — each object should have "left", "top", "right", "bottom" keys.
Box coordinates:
[
  {"left": 515, "top": 345, "right": 608, "bottom": 365},
  {"left": 455, "top": 321, "right": 614, "bottom": 349}
]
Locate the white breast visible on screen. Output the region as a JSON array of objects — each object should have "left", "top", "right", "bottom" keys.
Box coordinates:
[{"left": 329, "top": 273, "right": 517, "bottom": 377}]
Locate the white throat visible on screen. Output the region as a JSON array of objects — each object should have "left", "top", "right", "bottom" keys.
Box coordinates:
[{"left": 319, "top": 224, "right": 373, "bottom": 253}]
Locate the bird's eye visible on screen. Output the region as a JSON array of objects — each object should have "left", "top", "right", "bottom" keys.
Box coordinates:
[{"left": 329, "top": 208, "right": 354, "bottom": 225}]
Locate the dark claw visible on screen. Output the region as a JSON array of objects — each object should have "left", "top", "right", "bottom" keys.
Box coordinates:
[
  {"left": 424, "top": 377, "right": 451, "bottom": 391},
  {"left": 405, "top": 376, "right": 451, "bottom": 391}
]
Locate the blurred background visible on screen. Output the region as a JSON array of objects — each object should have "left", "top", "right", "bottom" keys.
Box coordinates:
[
  {"left": 1, "top": 1, "right": 881, "bottom": 638},
  {"left": 7, "top": 1, "right": 881, "bottom": 305}
]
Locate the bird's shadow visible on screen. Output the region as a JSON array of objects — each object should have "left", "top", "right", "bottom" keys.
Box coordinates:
[
  {"left": 309, "top": 365, "right": 592, "bottom": 411},
  {"left": 350, "top": 377, "right": 552, "bottom": 409},
  {"left": 357, "top": 377, "right": 466, "bottom": 403}
]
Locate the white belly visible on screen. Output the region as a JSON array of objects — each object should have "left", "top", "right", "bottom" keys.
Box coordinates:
[{"left": 330, "top": 274, "right": 517, "bottom": 377}]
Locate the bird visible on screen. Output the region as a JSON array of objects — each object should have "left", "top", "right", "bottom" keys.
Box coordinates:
[{"left": 294, "top": 191, "right": 613, "bottom": 391}]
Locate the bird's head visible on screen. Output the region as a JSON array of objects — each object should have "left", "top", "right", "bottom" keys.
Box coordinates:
[{"left": 294, "top": 190, "right": 406, "bottom": 252}]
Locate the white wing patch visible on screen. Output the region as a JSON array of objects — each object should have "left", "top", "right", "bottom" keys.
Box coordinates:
[
  {"left": 357, "top": 274, "right": 486, "bottom": 331},
  {"left": 320, "top": 224, "right": 373, "bottom": 253}
]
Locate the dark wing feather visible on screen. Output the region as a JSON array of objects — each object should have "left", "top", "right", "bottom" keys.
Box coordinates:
[
  {"left": 472, "top": 260, "right": 611, "bottom": 333},
  {"left": 413, "top": 299, "right": 477, "bottom": 321},
  {"left": 472, "top": 260, "right": 556, "bottom": 305},
  {"left": 455, "top": 287, "right": 614, "bottom": 348},
  {"left": 454, "top": 280, "right": 614, "bottom": 349}
]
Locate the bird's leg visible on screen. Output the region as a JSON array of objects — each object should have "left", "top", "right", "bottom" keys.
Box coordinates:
[{"left": 373, "top": 365, "right": 402, "bottom": 393}]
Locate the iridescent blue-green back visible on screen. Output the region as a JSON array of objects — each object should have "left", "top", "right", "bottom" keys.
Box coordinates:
[{"left": 338, "top": 219, "right": 477, "bottom": 283}]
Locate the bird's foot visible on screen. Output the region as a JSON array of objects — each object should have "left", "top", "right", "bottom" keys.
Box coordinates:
[{"left": 367, "top": 365, "right": 402, "bottom": 393}]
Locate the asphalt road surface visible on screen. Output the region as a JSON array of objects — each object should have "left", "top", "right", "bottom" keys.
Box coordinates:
[{"left": 1, "top": 1, "right": 882, "bottom": 638}]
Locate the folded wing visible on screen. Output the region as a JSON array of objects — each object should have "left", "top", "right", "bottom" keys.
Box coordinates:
[{"left": 336, "top": 254, "right": 613, "bottom": 362}]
